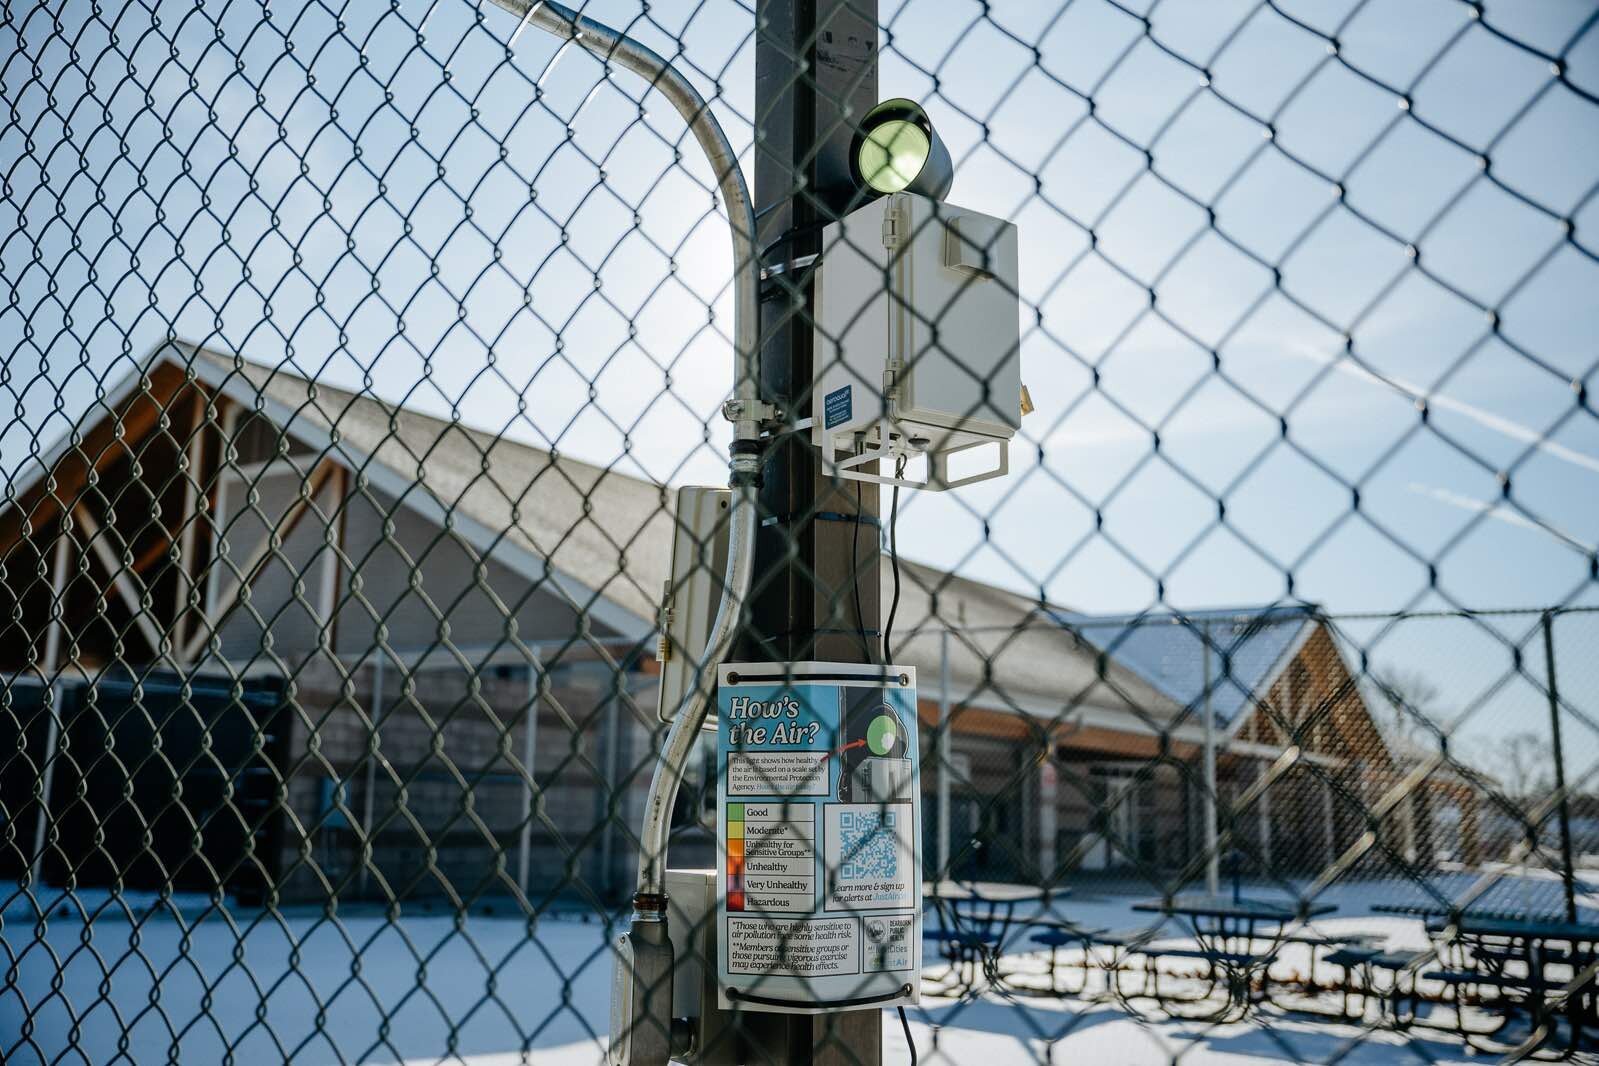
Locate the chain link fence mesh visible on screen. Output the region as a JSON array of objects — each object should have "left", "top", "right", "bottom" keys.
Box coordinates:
[{"left": 2, "top": 0, "right": 1597, "bottom": 1062}]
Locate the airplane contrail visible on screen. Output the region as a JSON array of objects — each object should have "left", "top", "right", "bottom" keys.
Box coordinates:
[
  {"left": 1290, "top": 344, "right": 1599, "bottom": 477},
  {"left": 1407, "top": 482, "right": 1593, "bottom": 554}
]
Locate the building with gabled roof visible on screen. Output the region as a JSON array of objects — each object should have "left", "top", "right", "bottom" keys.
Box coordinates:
[
  {"left": 0, "top": 341, "right": 1443, "bottom": 904},
  {"left": 0, "top": 341, "right": 669, "bottom": 904},
  {"left": 0, "top": 342, "right": 1184, "bottom": 903},
  {"left": 1039, "top": 605, "right": 1452, "bottom": 882}
]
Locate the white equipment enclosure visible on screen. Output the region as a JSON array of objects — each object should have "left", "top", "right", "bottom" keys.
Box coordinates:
[{"left": 813, "top": 192, "right": 1024, "bottom": 490}]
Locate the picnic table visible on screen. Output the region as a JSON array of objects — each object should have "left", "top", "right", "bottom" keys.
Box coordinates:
[
  {"left": 1373, "top": 901, "right": 1545, "bottom": 923},
  {"left": 1417, "top": 912, "right": 1599, "bottom": 1055},
  {"left": 1129, "top": 894, "right": 1339, "bottom": 1021},
  {"left": 921, "top": 880, "right": 1054, "bottom": 998},
  {"left": 1427, "top": 914, "right": 1599, "bottom": 943},
  {"left": 1372, "top": 901, "right": 1451, "bottom": 919},
  {"left": 923, "top": 880, "right": 1051, "bottom": 904}
]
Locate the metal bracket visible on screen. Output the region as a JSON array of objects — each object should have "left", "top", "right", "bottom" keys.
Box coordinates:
[
  {"left": 819, "top": 418, "right": 1010, "bottom": 490},
  {"left": 720, "top": 397, "right": 778, "bottom": 427},
  {"left": 609, "top": 920, "right": 675, "bottom": 1066},
  {"left": 655, "top": 581, "right": 674, "bottom": 664},
  {"left": 758, "top": 254, "right": 819, "bottom": 281},
  {"left": 759, "top": 254, "right": 822, "bottom": 304}
]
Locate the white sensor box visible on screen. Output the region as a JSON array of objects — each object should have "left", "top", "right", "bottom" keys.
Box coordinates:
[{"left": 812, "top": 193, "right": 1022, "bottom": 489}]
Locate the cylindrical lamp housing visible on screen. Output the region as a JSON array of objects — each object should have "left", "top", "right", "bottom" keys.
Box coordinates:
[{"left": 849, "top": 98, "right": 954, "bottom": 201}]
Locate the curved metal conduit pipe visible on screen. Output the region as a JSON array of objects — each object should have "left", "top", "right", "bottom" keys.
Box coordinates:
[{"left": 488, "top": 0, "right": 761, "bottom": 917}]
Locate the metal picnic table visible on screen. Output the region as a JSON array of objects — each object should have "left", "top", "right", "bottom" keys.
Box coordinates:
[
  {"left": 1417, "top": 912, "right": 1599, "bottom": 1056},
  {"left": 1428, "top": 915, "right": 1599, "bottom": 943},
  {"left": 924, "top": 879, "right": 1053, "bottom": 905},
  {"left": 1130, "top": 893, "right": 1339, "bottom": 1021},
  {"left": 921, "top": 880, "right": 1057, "bottom": 997}
]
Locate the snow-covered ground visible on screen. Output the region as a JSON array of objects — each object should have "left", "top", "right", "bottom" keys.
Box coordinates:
[{"left": 3, "top": 873, "right": 1592, "bottom": 1064}]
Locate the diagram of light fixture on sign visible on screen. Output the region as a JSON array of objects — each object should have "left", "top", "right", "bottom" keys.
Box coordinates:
[
  {"left": 824, "top": 686, "right": 916, "bottom": 913},
  {"left": 835, "top": 689, "right": 912, "bottom": 804}
]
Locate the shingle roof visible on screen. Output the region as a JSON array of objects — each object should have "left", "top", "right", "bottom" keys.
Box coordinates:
[
  {"left": 4, "top": 341, "right": 1191, "bottom": 725},
  {"left": 890, "top": 561, "right": 1186, "bottom": 722},
  {"left": 1052, "top": 605, "right": 1320, "bottom": 728},
  {"left": 183, "top": 343, "right": 674, "bottom": 629},
  {"left": 185, "top": 344, "right": 1187, "bottom": 721}
]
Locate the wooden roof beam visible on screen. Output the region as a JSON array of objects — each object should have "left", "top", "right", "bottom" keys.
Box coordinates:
[
  {"left": 72, "top": 504, "right": 168, "bottom": 660},
  {"left": 0, "top": 362, "right": 188, "bottom": 563},
  {"left": 180, "top": 458, "right": 337, "bottom": 662}
]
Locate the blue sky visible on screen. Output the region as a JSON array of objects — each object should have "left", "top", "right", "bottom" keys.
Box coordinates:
[{"left": 2, "top": 0, "right": 1597, "bottom": 765}]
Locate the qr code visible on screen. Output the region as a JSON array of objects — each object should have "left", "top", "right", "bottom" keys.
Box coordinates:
[{"left": 838, "top": 809, "right": 897, "bottom": 881}]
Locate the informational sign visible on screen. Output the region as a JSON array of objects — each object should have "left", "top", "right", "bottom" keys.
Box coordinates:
[{"left": 716, "top": 662, "right": 920, "bottom": 1013}]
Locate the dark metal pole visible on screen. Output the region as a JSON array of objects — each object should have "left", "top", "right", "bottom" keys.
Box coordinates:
[
  {"left": 750, "top": 0, "right": 883, "bottom": 666},
  {"left": 750, "top": 1, "right": 883, "bottom": 1062},
  {"left": 1542, "top": 610, "right": 1577, "bottom": 923}
]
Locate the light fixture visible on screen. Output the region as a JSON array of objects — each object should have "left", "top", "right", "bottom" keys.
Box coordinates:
[{"left": 850, "top": 97, "right": 953, "bottom": 200}]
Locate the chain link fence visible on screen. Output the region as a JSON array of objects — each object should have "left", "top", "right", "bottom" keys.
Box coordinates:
[{"left": 2, "top": 0, "right": 1598, "bottom": 1063}]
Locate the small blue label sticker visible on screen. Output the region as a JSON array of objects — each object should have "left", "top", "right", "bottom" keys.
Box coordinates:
[{"left": 823, "top": 385, "right": 852, "bottom": 430}]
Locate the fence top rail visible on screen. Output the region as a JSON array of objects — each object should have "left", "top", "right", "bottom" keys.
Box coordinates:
[{"left": 905, "top": 604, "right": 1599, "bottom": 636}]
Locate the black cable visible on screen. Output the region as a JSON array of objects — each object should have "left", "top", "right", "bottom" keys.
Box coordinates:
[
  {"left": 897, "top": 1005, "right": 918, "bottom": 1066},
  {"left": 883, "top": 454, "right": 907, "bottom": 663},
  {"left": 851, "top": 478, "right": 872, "bottom": 661},
  {"left": 757, "top": 217, "right": 830, "bottom": 263}
]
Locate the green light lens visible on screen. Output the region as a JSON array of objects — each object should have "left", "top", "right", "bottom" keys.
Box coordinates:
[
  {"left": 857, "top": 119, "right": 930, "bottom": 194},
  {"left": 866, "top": 714, "right": 898, "bottom": 755}
]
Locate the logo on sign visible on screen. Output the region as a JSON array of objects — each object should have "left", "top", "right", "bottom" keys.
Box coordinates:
[{"left": 823, "top": 385, "right": 852, "bottom": 429}]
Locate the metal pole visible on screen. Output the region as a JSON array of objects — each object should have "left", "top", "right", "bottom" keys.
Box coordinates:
[
  {"left": 1323, "top": 777, "right": 1336, "bottom": 867},
  {"left": 1257, "top": 759, "right": 1271, "bottom": 873},
  {"left": 601, "top": 670, "right": 621, "bottom": 900},
  {"left": 1202, "top": 621, "right": 1219, "bottom": 895},
  {"left": 174, "top": 388, "right": 207, "bottom": 646},
  {"left": 750, "top": 0, "right": 885, "bottom": 666},
  {"left": 30, "top": 520, "right": 75, "bottom": 888},
  {"left": 202, "top": 402, "right": 239, "bottom": 623},
  {"left": 359, "top": 654, "right": 383, "bottom": 899},
  {"left": 751, "top": 2, "right": 881, "bottom": 1062},
  {"left": 518, "top": 654, "right": 540, "bottom": 897},
  {"left": 939, "top": 629, "right": 952, "bottom": 878},
  {"left": 1542, "top": 611, "right": 1577, "bottom": 923},
  {"left": 486, "top": 0, "right": 763, "bottom": 912}
]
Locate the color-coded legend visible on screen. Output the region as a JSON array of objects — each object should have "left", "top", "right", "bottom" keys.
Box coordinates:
[
  {"left": 726, "top": 803, "right": 746, "bottom": 912},
  {"left": 726, "top": 802, "right": 814, "bottom": 913}
]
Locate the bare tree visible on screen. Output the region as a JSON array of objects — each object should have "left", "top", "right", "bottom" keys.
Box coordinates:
[
  {"left": 1497, "top": 731, "right": 1556, "bottom": 801},
  {"left": 1373, "top": 665, "right": 1443, "bottom": 745}
]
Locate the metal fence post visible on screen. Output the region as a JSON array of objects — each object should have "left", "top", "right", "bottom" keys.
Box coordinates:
[
  {"left": 1257, "top": 760, "right": 1272, "bottom": 872},
  {"left": 29, "top": 522, "right": 75, "bottom": 889},
  {"left": 601, "top": 669, "right": 621, "bottom": 900},
  {"left": 939, "top": 628, "right": 952, "bottom": 879},
  {"left": 1542, "top": 610, "right": 1577, "bottom": 923},
  {"left": 1203, "top": 620, "right": 1219, "bottom": 895},
  {"left": 359, "top": 654, "right": 384, "bottom": 899},
  {"left": 519, "top": 653, "right": 541, "bottom": 898}
]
